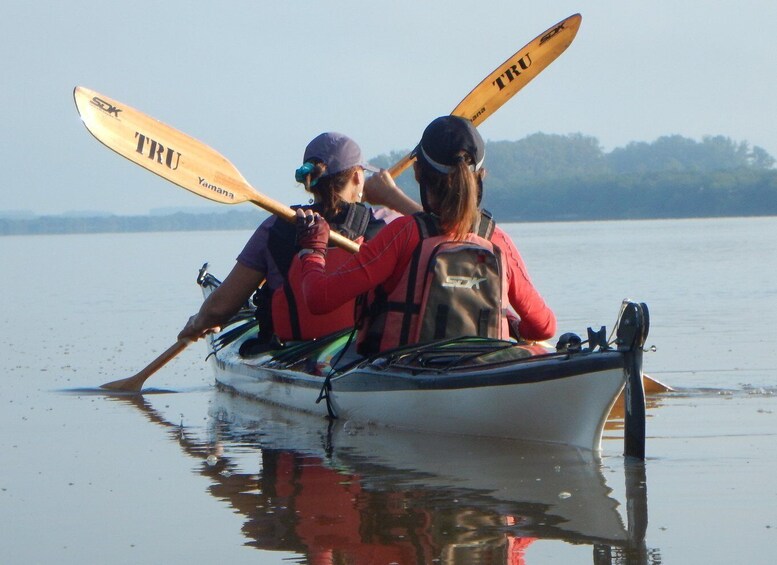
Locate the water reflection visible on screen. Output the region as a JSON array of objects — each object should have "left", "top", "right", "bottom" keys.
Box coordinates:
[{"left": 113, "top": 391, "right": 662, "bottom": 564}]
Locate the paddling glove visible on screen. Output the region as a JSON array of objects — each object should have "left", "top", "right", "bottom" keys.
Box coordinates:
[{"left": 296, "top": 213, "right": 330, "bottom": 257}]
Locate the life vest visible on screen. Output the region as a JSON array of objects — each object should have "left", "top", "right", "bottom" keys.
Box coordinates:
[
  {"left": 359, "top": 210, "right": 509, "bottom": 355},
  {"left": 270, "top": 203, "right": 372, "bottom": 342}
]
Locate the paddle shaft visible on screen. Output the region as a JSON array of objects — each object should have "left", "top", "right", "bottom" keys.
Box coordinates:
[{"left": 100, "top": 339, "right": 190, "bottom": 392}]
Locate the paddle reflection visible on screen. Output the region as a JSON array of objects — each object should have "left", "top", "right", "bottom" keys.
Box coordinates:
[{"left": 114, "top": 391, "right": 661, "bottom": 564}]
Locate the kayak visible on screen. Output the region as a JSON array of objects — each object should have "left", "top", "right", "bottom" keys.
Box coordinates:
[{"left": 196, "top": 264, "right": 650, "bottom": 456}]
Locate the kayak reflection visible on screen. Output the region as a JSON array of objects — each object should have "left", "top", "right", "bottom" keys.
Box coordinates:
[{"left": 117, "top": 391, "right": 661, "bottom": 564}]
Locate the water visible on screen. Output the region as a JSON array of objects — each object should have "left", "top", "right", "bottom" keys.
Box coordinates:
[{"left": 2, "top": 218, "right": 776, "bottom": 564}]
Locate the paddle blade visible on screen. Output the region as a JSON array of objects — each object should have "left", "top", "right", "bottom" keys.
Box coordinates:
[
  {"left": 643, "top": 374, "right": 673, "bottom": 393},
  {"left": 73, "top": 86, "right": 255, "bottom": 206},
  {"left": 73, "top": 86, "right": 358, "bottom": 251},
  {"left": 452, "top": 13, "right": 582, "bottom": 126},
  {"left": 388, "top": 14, "right": 582, "bottom": 178}
]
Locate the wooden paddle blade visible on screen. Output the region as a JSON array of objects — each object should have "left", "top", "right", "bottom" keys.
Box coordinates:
[
  {"left": 388, "top": 14, "right": 582, "bottom": 179},
  {"left": 643, "top": 374, "right": 673, "bottom": 393},
  {"left": 73, "top": 87, "right": 360, "bottom": 253},
  {"left": 452, "top": 13, "right": 582, "bottom": 126},
  {"left": 74, "top": 86, "right": 254, "bottom": 206},
  {"left": 100, "top": 339, "right": 190, "bottom": 392}
]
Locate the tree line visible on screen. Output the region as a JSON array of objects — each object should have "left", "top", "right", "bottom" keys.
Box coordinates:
[
  {"left": 373, "top": 133, "right": 777, "bottom": 221},
  {"left": 5, "top": 133, "right": 776, "bottom": 235}
]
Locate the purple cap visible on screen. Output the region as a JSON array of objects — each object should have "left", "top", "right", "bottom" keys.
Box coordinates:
[{"left": 303, "top": 132, "right": 379, "bottom": 176}]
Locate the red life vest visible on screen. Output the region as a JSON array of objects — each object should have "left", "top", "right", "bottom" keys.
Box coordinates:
[
  {"left": 359, "top": 211, "right": 509, "bottom": 355},
  {"left": 271, "top": 203, "right": 373, "bottom": 342},
  {"left": 272, "top": 242, "right": 365, "bottom": 342}
]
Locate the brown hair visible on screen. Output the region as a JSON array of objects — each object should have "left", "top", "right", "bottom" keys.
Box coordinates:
[
  {"left": 298, "top": 160, "right": 359, "bottom": 218},
  {"left": 417, "top": 151, "right": 483, "bottom": 240}
]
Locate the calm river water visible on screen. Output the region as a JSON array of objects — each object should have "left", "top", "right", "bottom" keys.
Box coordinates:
[{"left": 2, "top": 217, "right": 776, "bottom": 564}]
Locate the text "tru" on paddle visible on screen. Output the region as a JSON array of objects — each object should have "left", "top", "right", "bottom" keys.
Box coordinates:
[
  {"left": 135, "top": 132, "right": 182, "bottom": 171},
  {"left": 492, "top": 55, "right": 532, "bottom": 90}
]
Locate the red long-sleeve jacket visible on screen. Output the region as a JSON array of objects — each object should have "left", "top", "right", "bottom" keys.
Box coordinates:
[{"left": 299, "top": 214, "right": 556, "bottom": 346}]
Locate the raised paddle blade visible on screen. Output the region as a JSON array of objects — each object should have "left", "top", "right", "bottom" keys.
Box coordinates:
[
  {"left": 100, "top": 339, "right": 191, "bottom": 392},
  {"left": 388, "top": 13, "right": 582, "bottom": 178},
  {"left": 74, "top": 87, "right": 359, "bottom": 253},
  {"left": 74, "top": 87, "right": 254, "bottom": 206},
  {"left": 452, "top": 13, "right": 581, "bottom": 126}
]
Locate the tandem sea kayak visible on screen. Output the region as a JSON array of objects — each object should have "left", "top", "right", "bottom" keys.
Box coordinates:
[{"left": 196, "top": 264, "right": 651, "bottom": 457}]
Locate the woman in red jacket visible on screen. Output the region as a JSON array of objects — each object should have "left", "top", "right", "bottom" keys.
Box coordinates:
[{"left": 295, "top": 116, "right": 556, "bottom": 355}]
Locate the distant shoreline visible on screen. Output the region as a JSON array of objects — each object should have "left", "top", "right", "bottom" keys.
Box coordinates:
[
  {"left": 8, "top": 134, "right": 775, "bottom": 236},
  {"left": 2, "top": 209, "right": 774, "bottom": 237},
  {"left": 0, "top": 209, "right": 269, "bottom": 236}
]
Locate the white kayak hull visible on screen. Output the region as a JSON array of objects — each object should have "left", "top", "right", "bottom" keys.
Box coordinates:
[
  {"left": 208, "top": 332, "right": 630, "bottom": 452},
  {"left": 197, "top": 264, "right": 650, "bottom": 455}
]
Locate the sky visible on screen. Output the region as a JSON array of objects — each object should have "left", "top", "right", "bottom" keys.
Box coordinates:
[{"left": 3, "top": 1, "right": 777, "bottom": 216}]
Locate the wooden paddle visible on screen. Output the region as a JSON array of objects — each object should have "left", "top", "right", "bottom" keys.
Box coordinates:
[
  {"left": 388, "top": 13, "right": 582, "bottom": 178},
  {"left": 78, "top": 15, "right": 579, "bottom": 393},
  {"left": 73, "top": 87, "right": 360, "bottom": 254},
  {"left": 100, "top": 339, "right": 190, "bottom": 392},
  {"left": 75, "top": 13, "right": 582, "bottom": 239}
]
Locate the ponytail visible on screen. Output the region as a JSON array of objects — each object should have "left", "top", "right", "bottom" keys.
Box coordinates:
[{"left": 418, "top": 151, "right": 482, "bottom": 240}]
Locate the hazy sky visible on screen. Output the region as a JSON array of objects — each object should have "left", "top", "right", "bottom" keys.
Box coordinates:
[{"left": 4, "top": 1, "right": 777, "bottom": 216}]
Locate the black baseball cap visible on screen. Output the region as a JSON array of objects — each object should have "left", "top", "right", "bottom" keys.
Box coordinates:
[{"left": 416, "top": 116, "right": 485, "bottom": 173}]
